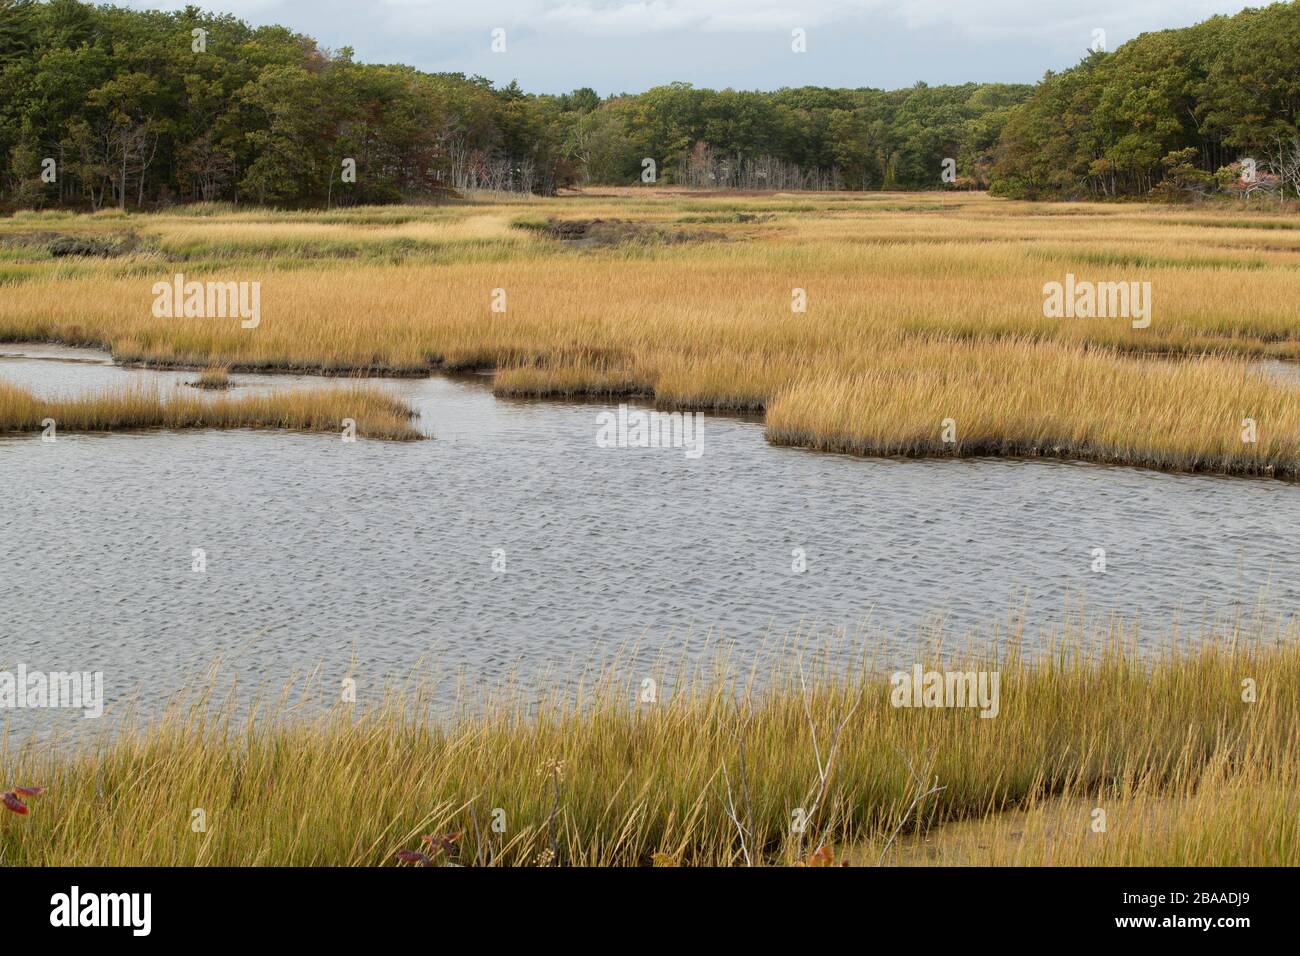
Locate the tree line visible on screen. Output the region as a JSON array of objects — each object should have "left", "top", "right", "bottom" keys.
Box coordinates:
[
  {"left": 991, "top": 1, "right": 1300, "bottom": 201},
  {"left": 0, "top": 0, "right": 1297, "bottom": 210}
]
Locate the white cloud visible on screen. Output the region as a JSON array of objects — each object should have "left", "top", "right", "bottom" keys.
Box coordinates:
[
  {"left": 891, "top": 0, "right": 1256, "bottom": 39},
  {"left": 370, "top": 0, "right": 1256, "bottom": 36},
  {"left": 140, "top": 0, "right": 1259, "bottom": 39},
  {"left": 132, "top": 0, "right": 1265, "bottom": 92},
  {"left": 537, "top": 1, "right": 858, "bottom": 33}
]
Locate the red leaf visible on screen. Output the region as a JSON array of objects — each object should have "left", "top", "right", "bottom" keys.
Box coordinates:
[
  {"left": 2, "top": 792, "right": 28, "bottom": 815},
  {"left": 421, "top": 831, "right": 463, "bottom": 853},
  {"left": 13, "top": 786, "right": 44, "bottom": 798}
]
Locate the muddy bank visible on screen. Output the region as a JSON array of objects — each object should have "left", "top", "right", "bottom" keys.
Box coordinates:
[
  {"left": 1, "top": 230, "right": 142, "bottom": 258},
  {"left": 764, "top": 427, "right": 1298, "bottom": 482},
  {"left": 515, "top": 217, "right": 729, "bottom": 247}
]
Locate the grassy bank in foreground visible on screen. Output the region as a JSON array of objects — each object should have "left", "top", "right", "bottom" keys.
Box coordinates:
[
  {"left": 4, "top": 194, "right": 1300, "bottom": 475},
  {"left": 2, "top": 620, "right": 1296, "bottom": 866},
  {"left": 0, "top": 381, "right": 422, "bottom": 441}
]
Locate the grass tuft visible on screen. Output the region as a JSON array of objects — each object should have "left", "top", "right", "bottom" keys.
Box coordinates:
[
  {"left": 189, "top": 366, "right": 232, "bottom": 390},
  {"left": 0, "top": 381, "right": 422, "bottom": 440}
]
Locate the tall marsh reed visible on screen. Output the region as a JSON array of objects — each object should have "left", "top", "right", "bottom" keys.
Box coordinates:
[{"left": 2, "top": 617, "right": 1295, "bottom": 866}]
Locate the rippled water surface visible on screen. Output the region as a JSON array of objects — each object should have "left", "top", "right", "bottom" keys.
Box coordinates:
[{"left": 3, "top": 346, "right": 1299, "bottom": 736}]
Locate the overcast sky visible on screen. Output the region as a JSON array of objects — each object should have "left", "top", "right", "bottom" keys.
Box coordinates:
[{"left": 128, "top": 0, "right": 1263, "bottom": 94}]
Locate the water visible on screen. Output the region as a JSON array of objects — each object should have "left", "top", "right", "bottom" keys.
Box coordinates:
[{"left": 2, "top": 345, "right": 1299, "bottom": 738}]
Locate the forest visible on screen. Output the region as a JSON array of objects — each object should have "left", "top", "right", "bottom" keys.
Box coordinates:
[{"left": 0, "top": 0, "right": 1297, "bottom": 208}]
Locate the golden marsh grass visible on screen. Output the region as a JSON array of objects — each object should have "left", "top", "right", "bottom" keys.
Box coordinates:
[
  {"left": 2, "top": 191, "right": 1299, "bottom": 471},
  {"left": 2, "top": 617, "right": 1295, "bottom": 866},
  {"left": 0, "top": 381, "right": 421, "bottom": 440}
]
